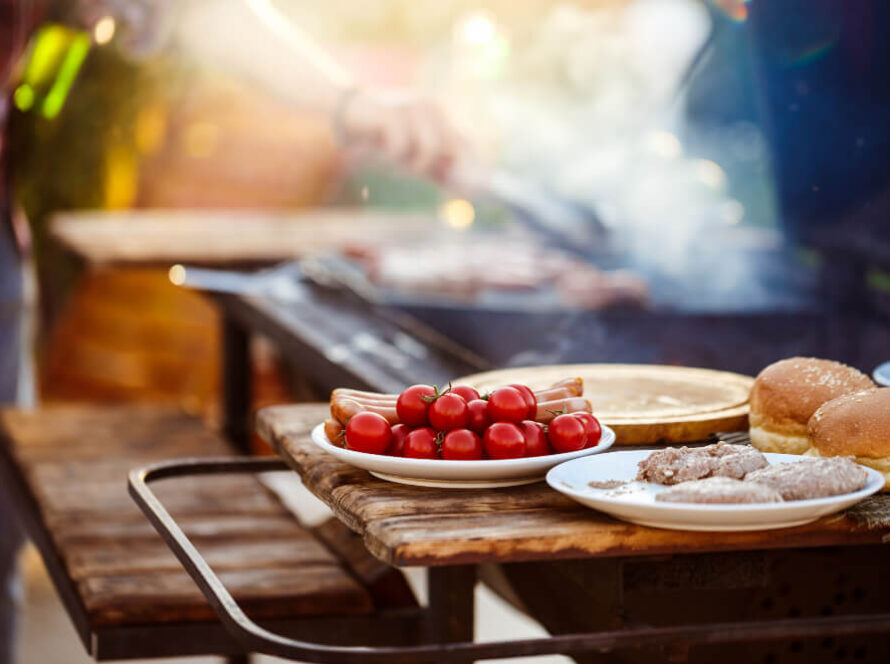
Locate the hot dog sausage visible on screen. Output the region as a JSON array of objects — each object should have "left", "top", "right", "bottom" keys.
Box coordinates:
[
  {"left": 324, "top": 418, "right": 344, "bottom": 444},
  {"left": 531, "top": 386, "right": 576, "bottom": 402},
  {"left": 331, "top": 398, "right": 400, "bottom": 426},
  {"left": 540, "top": 377, "right": 583, "bottom": 397},
  {"left": 331, "top": 388, "right": 397, "bottom": 403},
  {"left": 534, "top": 397, "right": 592, "bottom": 423}
]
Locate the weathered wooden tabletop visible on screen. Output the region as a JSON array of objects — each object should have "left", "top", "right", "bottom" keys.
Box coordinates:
[
  {"left": 50, "top": 208, "right": 436, "bottom": 267},
  {"left": 258, "top": 403, "right": 890, "bottom": 568}
]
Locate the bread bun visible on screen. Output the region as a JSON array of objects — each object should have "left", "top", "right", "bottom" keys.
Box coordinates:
[
  {"left": 807, "top": 388, "right": 890, "bottom": 489},
  {"left": 749, "top": 357, "right": 874, "bottom": 454}
]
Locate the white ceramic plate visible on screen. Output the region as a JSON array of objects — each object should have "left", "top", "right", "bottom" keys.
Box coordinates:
[
  {"left": 873, "top": 361, "right": 890, "bottom": 387},
  {"left": 547, "top": 451, "right": 884, "bottom": 531},
  {"left": 309, "top": 423, "right": 615, "bottom": 488}
]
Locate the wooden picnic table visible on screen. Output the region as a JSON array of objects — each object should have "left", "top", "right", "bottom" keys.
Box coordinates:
[
  {"left": 0, "top": 405, "right": 417, "bottom": 662},
  {"left": 250, "top": 403, "right": 890, "bottom": 663}
]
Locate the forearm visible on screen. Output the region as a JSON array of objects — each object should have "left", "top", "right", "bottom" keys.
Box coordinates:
[
  {"left": 178, "top": 0, "right": 355, "bottom": 116},
  {"left": 177, "top": 1, "right": 461, "bottom": 178}
]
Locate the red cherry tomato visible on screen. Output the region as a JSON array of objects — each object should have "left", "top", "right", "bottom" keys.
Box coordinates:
[
  {"left": 509, "top": 384, "right": 538, "bottom": 420},
  {"left": 520, "top": 420, "right": 551, "bottom": 457},
  {"left": 389, "top": 423, "right": 410, "bottom": 456},
  {"left": 483, "top": 422, "right": 526, "bottom": 459},
  {"left": 466, "top": 399, "right": 489, "bottom": 433},
  {"left": 404, "top": 427, "right": 439, "bottom": 459},
  {"left": 428, "top": 393, "right": 469, "bottom": 431},
  {"left": 450, "top": 385, "right": 481, "bottom": 402},
  {"left": 441, "top": 429, "right": 483, "bottom": 460},
  {"left": 344, "top": 412, "right": 393, "bottom": 455},
  {"left": 396, "top": 384, "right": 436, "bottom": 426},
  {"left": 573, "top": 413, "right": 602, "bottom": 448},
  {"left": 486, "top": 387, "right": 528, "bottom": 424},
  {"left": 547, "top": 413, "right": 587, "bottom": 453}
]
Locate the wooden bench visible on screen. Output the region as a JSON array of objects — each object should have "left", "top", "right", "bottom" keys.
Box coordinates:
[{"left": 0, "top": 405, "right": 416, "bottom": 661}]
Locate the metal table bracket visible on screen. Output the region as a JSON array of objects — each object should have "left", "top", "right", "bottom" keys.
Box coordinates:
[{"left": 128, "top": 457, "right": 890, "bottom": 662}]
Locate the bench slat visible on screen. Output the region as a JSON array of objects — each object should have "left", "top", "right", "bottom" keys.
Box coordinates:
[{"left": 79, "top": 566, "right": 372, "bottom": 626}]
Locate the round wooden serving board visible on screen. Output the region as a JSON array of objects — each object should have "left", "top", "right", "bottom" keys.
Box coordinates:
[{"left": 456, "top": 364, "right": 754, "bottom": 445}]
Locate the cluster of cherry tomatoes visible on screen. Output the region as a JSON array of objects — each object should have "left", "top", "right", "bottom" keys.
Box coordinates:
[{"left": 341, "top": 383, "right": 602, "bottom": 460}]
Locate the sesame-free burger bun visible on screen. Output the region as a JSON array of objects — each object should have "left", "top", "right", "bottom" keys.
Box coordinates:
[{"left": 749, "top": 357, "right": 874, "bottom": 454}]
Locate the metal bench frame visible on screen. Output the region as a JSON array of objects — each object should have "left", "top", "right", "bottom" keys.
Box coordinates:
[{"left": 129, "top": 456, "right": 890, "bottom": 663}]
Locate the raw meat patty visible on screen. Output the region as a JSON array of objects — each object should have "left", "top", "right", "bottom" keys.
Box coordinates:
[
  {"left": 744, "top": 457, "right": 868, "bottom": 500},
  {"left": 636, "top": 442, "right": 768, "bottom": 485},
  {"left": 655, "top": 477, "right": 784, "bottom": 504}
]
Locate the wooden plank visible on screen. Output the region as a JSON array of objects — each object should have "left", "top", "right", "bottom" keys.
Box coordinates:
[
  {"left": 65, "top": 536, "right": 337, "bottom": 579},
  {"left": 5, "top": 405, "right": 228, "bottom": 461},
  {"left": 30, "top": 472, "right": 285, "bottom": 518},
  {"left": 80, "top": 566, "right": 373, "bottom": 626},
  {"left": 51, "top": 512, "right": 305, "bottom": 545},
  {"left": 364, "top": 510, "right": 888, "bottom": 567},
  {"left": 50, "top": 208, "right": 440, "bottom": 267},
  {"left": 258, "top": 404, "right": 890, "bottom": 568}
]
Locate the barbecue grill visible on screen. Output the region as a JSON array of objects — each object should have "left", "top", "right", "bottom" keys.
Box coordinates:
[
  {"left": 293, "top": 218, "right": 845, "bottom": 378},
  {"left": 185, "top": 203, "right": 885, "bottom": 380}
]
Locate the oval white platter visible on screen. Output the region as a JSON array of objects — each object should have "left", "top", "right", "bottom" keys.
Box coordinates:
[
  {"left": 547, "top": 450, "right": 884, "bottom": 532},
  {"left": 310, "top": 422, "right": 615, "bottom": 489}
]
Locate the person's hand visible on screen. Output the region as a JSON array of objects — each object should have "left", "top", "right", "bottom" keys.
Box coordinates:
[{"left": 338, "top": 89, "right": 462, "bottom": 181}]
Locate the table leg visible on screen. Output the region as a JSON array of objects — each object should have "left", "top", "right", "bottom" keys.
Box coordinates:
[
  {"left": 225, "top": 655, "right": 249, "bottom": 664},
  {"left": 221, "top": 313, "right": 252, "bottom": 454},
  {"left": 426, "top": 565, "right": 476, "bottom": 645}
]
